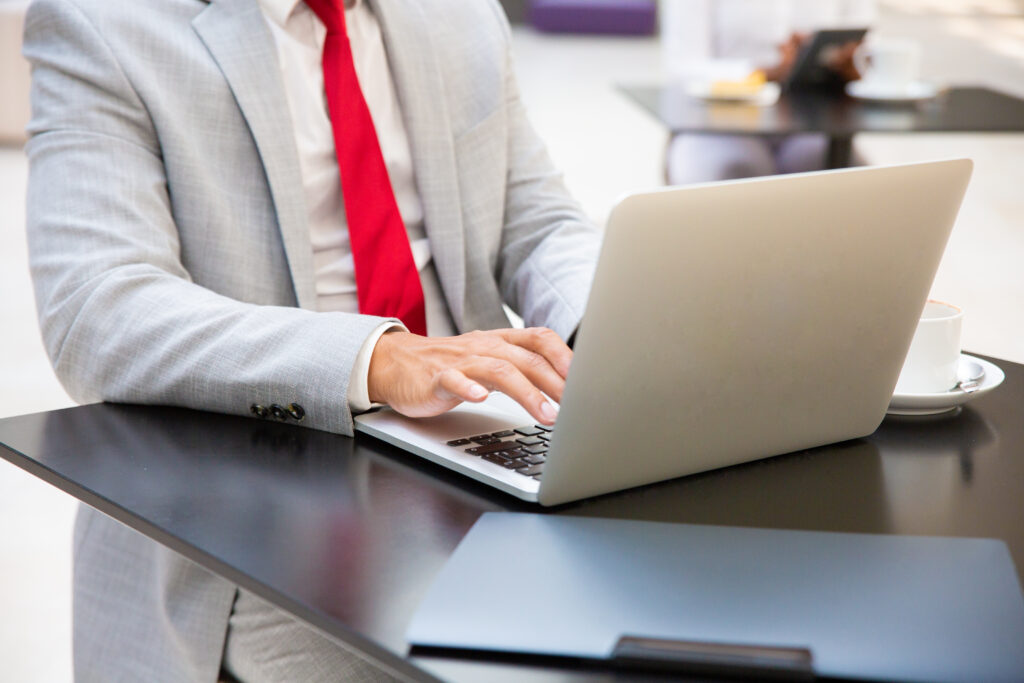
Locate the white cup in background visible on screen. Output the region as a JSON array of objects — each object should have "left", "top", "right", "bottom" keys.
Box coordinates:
[
  {"left": 855, "top": 40, "right": 921, "bottom": 89},
  {"left": 895, "top": 300, "right": 963, "bottom": 395}
]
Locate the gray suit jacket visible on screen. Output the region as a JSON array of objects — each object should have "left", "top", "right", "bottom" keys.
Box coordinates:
[{"left": 24, "top": 0, "right": 599, "bottom": 679}]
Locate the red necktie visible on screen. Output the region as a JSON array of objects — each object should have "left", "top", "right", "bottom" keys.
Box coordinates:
[{"left": 305, "top": 0, "right": 427, "bottom": 335}]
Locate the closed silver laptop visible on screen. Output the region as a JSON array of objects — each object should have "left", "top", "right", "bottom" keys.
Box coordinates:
[{"left": 356, "top": 159, "right": 973, "bottom": 505}]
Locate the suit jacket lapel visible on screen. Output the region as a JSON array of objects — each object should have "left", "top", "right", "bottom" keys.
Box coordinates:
[
  {"left": 192, "top": 0, "right": 318, "bottom": 310},
  {"left": 371, "top": 0, "right": 468, "bottom": 329}
]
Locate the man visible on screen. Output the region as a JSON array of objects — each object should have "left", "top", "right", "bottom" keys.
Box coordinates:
[
  {"left": 23, "top": 0, "right": 600, "bottom": 679},
  {"left": 661, "top": 0, "right": 875, "bottom": 183}
]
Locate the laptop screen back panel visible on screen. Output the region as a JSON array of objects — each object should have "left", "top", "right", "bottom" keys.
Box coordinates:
[{"left": 539, "top": 160, "right": 972, "bottom": 506}]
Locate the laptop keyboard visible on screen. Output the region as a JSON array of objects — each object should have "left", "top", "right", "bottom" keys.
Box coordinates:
[{"left": 446, "top": 424, "right": 552, "bottom": 480}]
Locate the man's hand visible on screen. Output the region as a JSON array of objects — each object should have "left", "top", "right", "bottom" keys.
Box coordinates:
[
  {"left": 367, "top": 328, "right": 572, "bottom": 425},
  {"left": 763, "top": 32, "right": 807, "bottom": 83},
  {"left": 825, "top": 41, "right": 864, "bottom": 83}
]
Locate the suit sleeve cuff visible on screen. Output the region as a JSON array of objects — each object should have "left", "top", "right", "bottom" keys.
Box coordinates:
[{"left": 347, "top": 321, "right": 408, "bottom": 413}]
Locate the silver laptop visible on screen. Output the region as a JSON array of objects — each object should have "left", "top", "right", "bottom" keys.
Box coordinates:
[{"left": 356, "top": 159, "right": 973, "bottom": 506}]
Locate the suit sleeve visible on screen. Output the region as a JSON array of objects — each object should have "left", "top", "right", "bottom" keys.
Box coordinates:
[
  {"left": 23, "top": 0, "right": 392, "bottom": 436},
  {"left": 485, "top": 3, "right": 602, "bottom": 342}
]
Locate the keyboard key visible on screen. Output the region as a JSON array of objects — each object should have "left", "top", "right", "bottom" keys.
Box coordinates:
[
  {"left": 466, "top": 441, "right": 519, "bottom": 455},
  {"left": 471, "top": 435, "right": 499, "bottom": 445},
  {"left": 532, "top": 474, "right": 543, "bottom": 480},
  {"left": 520, "top": 464, "right": 544, "bottom": 477},
  {"left": 491, "top": 430, "right": 515, "bottom": 438},
  {"left": 516, "top": 437, "right": 544, "bottom": 447},
  {"left": 513, "top": 426, "right": 544, "bottom": 437},
  {"left": 446, "top": 438, "right": 471, "bottom": 447},
  {"left": 523, "top": 445, "right": 548, "bottom": 455},
  {"left": 523, "top": 454, "right": 545, "bottom": 465},
  {"left": 499, "top": 458, "right": 525, "bottom": 470},
  {"left": 482, "top": 453, "right": 513, "bottom": 466},
  {"left": 535, "top": 424, "right": 552, "bottom": 432}
]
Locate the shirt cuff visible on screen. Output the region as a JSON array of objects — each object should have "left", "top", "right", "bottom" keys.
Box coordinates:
[{"left": 347, "top": 321, "right": 408, "bottom": 413}]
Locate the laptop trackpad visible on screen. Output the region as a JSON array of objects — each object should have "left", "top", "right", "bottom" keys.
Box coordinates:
[{"left": 356, "top": 392, "right": 534, "bottom": 443}]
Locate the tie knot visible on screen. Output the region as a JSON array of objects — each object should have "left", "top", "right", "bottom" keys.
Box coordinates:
[{"left": 305, "top": 0, "right": 347, "bottom": 35}]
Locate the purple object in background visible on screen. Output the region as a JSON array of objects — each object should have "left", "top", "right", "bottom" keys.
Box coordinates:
[{"left": 530, "top": 0, "right": 657, "bottom": 36}]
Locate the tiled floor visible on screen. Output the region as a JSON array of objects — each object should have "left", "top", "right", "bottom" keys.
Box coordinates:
[{"left": 1, "top": 4, "right": 1022, "bottom": 680}]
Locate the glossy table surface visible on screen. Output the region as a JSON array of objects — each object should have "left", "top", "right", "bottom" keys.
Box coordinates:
[
  {"left": 2, "top": 353, "right": 1022, "bottom": 681},
  {"left": 620, "top": 85, "right": 1024, "bottom": 136}
]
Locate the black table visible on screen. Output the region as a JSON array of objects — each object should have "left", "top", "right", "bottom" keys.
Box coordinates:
[
  {"left": 2, "top": 353, "right": 1022, "bottom": 682},
  {"left": 620, "top": 85, "right": 1024, "bottom": 168}
]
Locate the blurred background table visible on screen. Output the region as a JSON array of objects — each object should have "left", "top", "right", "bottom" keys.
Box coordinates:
[{"left": 621, "top": 85, "right": 1024, "bottom": 169}]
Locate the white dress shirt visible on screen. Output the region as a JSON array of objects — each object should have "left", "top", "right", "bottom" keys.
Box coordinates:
[
  {"left": 257, "top": 0, "right": 456, "bottom": 409},
  {"left": 711, "top": 0, "right": 876, "bottom": 64},
  {"left": 662, "top": 0, "right": 876, "bottom": 77}
]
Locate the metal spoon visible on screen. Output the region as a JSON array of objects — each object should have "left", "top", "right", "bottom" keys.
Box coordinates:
[{"left": 954, "top": 360, "right": 986, "bottom": 393}]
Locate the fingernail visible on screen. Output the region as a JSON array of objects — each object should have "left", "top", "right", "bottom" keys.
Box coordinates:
[
  {"left": 540, "top": 402, "right": 557, "bottom": 423},
  {"left": 468, "top": 384, "right": 488, "bottom": 400}
]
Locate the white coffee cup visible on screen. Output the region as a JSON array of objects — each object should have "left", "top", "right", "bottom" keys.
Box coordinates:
[
  {"left": 894, "top": 300, "right": 963, "bottom": 395},
  {"left": 855, "top": 40, "right": 921, "bottom": 89}
]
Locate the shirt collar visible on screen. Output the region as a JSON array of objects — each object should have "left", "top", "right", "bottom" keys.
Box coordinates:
[{"left": 258, "top": 0, "right": 361, "bottom": 28}]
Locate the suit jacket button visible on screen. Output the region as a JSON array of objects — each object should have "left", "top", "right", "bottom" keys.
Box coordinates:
[
  {"left": 286, "top": 403, "right": 306, "bottom": 421},
  {"left": 250, "top": 404, "right": 268, "bottom": 419},
  {"left": 270, "top": 404, "right": 288, "bottom": 420}
]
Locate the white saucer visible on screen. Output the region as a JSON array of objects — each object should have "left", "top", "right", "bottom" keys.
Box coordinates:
[
  {"left": 846, "top": 79, "right": 939, "bottom": 102},
  {"left": 686, "top": 81, "right": 781, "bottom": 106},
  {"left": 887, "top": 354, "right": 1005, "bottom": 416}
]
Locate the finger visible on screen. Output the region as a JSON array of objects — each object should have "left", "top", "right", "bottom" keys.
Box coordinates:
[
  {"left": 835, "top": 43, "right": 856, "bottom": 62},
  {"left": 435, "top": 368, "right": 489, "bottom": 404},
  {"left": 471, "top": 334, "right": 567, "bottom": 402},
  {"left": 462, "top": 357, "right": 558, "bottom": 425},
  {"left": 496, "top": 327, "right": 574, "bottom": 379},
  {"left": 507, "top": 345, "right": 568, "bottom": 403}
]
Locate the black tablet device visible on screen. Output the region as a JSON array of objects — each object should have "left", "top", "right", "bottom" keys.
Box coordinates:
[{"left": 785, "top": 28, "right": 868, "bottom": 90}]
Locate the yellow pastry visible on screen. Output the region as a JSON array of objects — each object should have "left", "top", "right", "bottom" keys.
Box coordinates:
[{"left": 709, "top": 70, "right": 767, "bottom": 98}]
